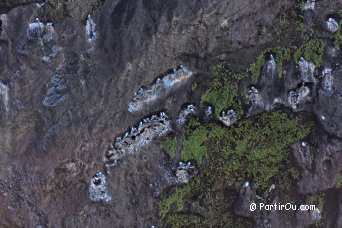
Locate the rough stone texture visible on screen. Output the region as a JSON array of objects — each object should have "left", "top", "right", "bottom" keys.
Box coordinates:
[
  {"left": 105, "top": 112, "right": 171, "bottom": 168},
  {"left": 65, "top": 0, "right": 103, "bottom": 21},
  {"left": 296, "top": 133, "right": 342, "bottom": 194},
  {"left": 0, "top": 0, "right": 39, "bottom": 13},
  {"left": 0, "top": 0, "right": 341, "bottom": 227},
  {"left": 219, "top": 109, "right": 237, "bottom": 127},
  {"left": 128, "top": 67, "right": 194, "bottom": 113},
  {"left": 234, "top": 184, "right": 322, "bottom": 228}
]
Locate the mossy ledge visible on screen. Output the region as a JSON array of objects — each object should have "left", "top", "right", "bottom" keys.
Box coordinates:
[
  {"left": 159, "top": 110, "right": 314, "bottom": 226},
  {"left": 161, "top": 136, "right": 177, "bottom": 160},
  {"left": 332, "top": 11, "right": 342, "bottom": 48},
  {"left": 248, "top": 38, "right": 324, "bottom": 84},
  {"left": 200, "top": 64, "right": 245, "bottom": 117},
  {"left": 201, "top": 38, "right": 324, "bottom": 118},
  {"left": 160, "top": 35, "right": 325, "bottom": 227}
]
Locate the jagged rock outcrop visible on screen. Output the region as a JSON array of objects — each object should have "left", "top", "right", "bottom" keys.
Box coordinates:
[
  {"left": 234, "top": 182, "right": 254, "bottom": 218},
  {"left": 219, "top": 109, "right": 237, "bottom": 127},
  {"left": 0, "top": 81, "right": 9, "bottom": 112},
  {"left": 326, "top": 18, "right": 339, "bottom": 33},
  {"left": 298, "top": 57, "right": 317, "bottom": 84},
  {"left": 176, "top": 104, "right": 196, "bottom": 126},
  {"left": 287, "top": 83, "right": 312, "bottom": 111},
  {"left": 234, "top": 181, "right": 323, "bottom": 228},
  {"left": 303, "top": 0, "right": 315, "bottom": 11},
  {"left": 104, "top": 112, "right": 171, "bottom": 168},
  {"left": 89, "top": 172, "right": 111, "bottom": 202},
  {"left": 85, "top": 14, "right": 97, "bottom": 43},
  {"left": 292, "top": 141, "right": 313, "bottom": 173},
  {"left": 245, "top": 50, "right": 342, "bottom": 198},
  {"left": 314, "top": 67, "right": 342, "bottom": 138},
  {"left": 247, "top": 86, "right": 263, "bottom": 107},
  {"left": 205, "top": 106, "right": 213, "bottom": 116},
  {"left": 294, "top": 135, "right": 342, "bottom": 194},
  {"left": 128, "top": 66, "right": 194, "bottom": 113},
  {"left": 246, "top": 49, "right": 342, "bottom": 128},
  {"left": 175, "top": 161, "right": 196, "bottom": 184}
]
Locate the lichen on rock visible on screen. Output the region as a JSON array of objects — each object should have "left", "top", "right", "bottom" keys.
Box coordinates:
[
  {"left": 298, "top": 57, "right": 317, "bottom": 84},
  {"left": 303, "top": 0, "right": 315, "bottom": 10},
  {"left": 247, "top": 86, "right": 262, "bottom": 107},
  {"left": 105, "top": 112, "right": 171, "bottom": 167},
  {"left": 128, "top": 66, "right": 194, "bottom": 112},
  {"left": 0, "top": 80, "right": 9, "bottom": 112},
  {"left": 218, "top": 109, "right": 237, "bottom": 127},
  {"left": 321, "top": 68, "right": 333, "bottom": 93},
  {"left": 89, "top": 172, "right": 111, "bottom": 202},
  {"left": 85, "top": 14, "right": 96, "bottom": 43},
  {"left": 326, "top": 18, "right": 339, "bottom": 33},
  {"left": 176, "top": 161, "right": 196, "bottom": 184},
  {"left": 176, "top": 104, "right": 196, "bottom": 127},
  {"left": 287, "top": 83, "right": 311, "bottom": 111},
  {"left": 159, "top": 110, "right": 314, "bottom": 226},
  {"left": 27, "top": 18, "right": 57, "bottom": 43},
  {"left": 42, "top": 74, "right": 68, "bottom": 107}
]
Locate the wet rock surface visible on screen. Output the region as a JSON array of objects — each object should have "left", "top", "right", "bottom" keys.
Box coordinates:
[{"left": 0, "top": 0, "right": 341, "bottom": 227}]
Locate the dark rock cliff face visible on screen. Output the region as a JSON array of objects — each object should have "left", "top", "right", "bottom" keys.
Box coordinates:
[{"left": 0, "top": 0, "right": 341, "bottom": 227}]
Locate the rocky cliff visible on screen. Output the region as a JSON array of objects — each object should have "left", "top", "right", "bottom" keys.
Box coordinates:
[{"left": 0, "top": 0, "right": 341, "bottom": 227}]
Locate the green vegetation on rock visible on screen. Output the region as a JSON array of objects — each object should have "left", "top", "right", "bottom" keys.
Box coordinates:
[
  {"left": 294, "top": 39, "right": 324, "bottom": 66},
  {"left": 308, "top": 193, "right": 325, "bottom": 227},
  {"left": 308, "top": 193, "right": 324, "bottom": 213},
  {"left": 275, "top": 2, "right": 305, "bottom": 44},
  {"left": 191, "top": 82, "right": 198, "bottom": 92},
  {"left": 159, "top": 110, "right": 314, "bottom": 226},
  {"left": 47, "top": 0, "right": 59, "bottom": 7},
  {"left": 160, "top": 29, "right": 324, "bottom": 227},
  {"left": 181, "top": 123, "right": 208, "bottom": 165},
  {"left": 181, "top": 119, "right": 226, "bottom": 165},
  {"left": 165, "top": 214, "right": 202, "bottom": 227},
  {"left": 201, "top": 37, "right": 324, "bottom": 118},
  {"left": 278, "top": 7, "right": 304, "bottom": 33},
  {"left": 332, "top": 19, "right": 342, "bottom": 48},
  {"left": 46, "top": 0, "right": 105, "bottom": 22},
  {"left": 200, "top": 64, "right": 245, "bottom": 117},
  {"left": 161, "top": 136, "right": 176, "bottom": 160},
  {"left": 46, "top": 0, "right": 68, "bottom": 21},
  {"left": 248, "top": 39, "right": 324, "bottom": 84},
  {"left": 248, "top": 47, "right": 292, "bottom": 83}
]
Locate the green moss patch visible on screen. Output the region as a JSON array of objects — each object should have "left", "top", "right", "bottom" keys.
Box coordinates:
[
  {"left": 161, "top": 136, "right": 177, "bottom": 160},
  {"left": 200, "top": 64, "right": 245, "bottom": 117},
  {"left": 308, "top": 193, "right": 325, "bottom": 227},
  {"left": 278, "top": 7, "right": 304, "bottom": 33},
  {"left": 165, "top": 214, "right": 203, "bottom": 227},
  {"left": 248, "top": 47, "right": 292, "bottom": 83},
  {"left": 294, "top": 39, "right": 324, "bottom": 66},
  {"left": 247, "top": 39, "right": 324, "bottom": 85},
  {"left": 159, "top": 110, "right": 314, "bottom": 226},
  {"left": 332, "top": 10, "right": 342, "bottom": 48},
  {"left": 181, "top": 124, "right": 208, "bottom": 164},
  {"left": 201, "top": 38, "right": 325, "bottom": 119},
  {"left": 332, "top": 19, "right": 342, "bottom": 48}
]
